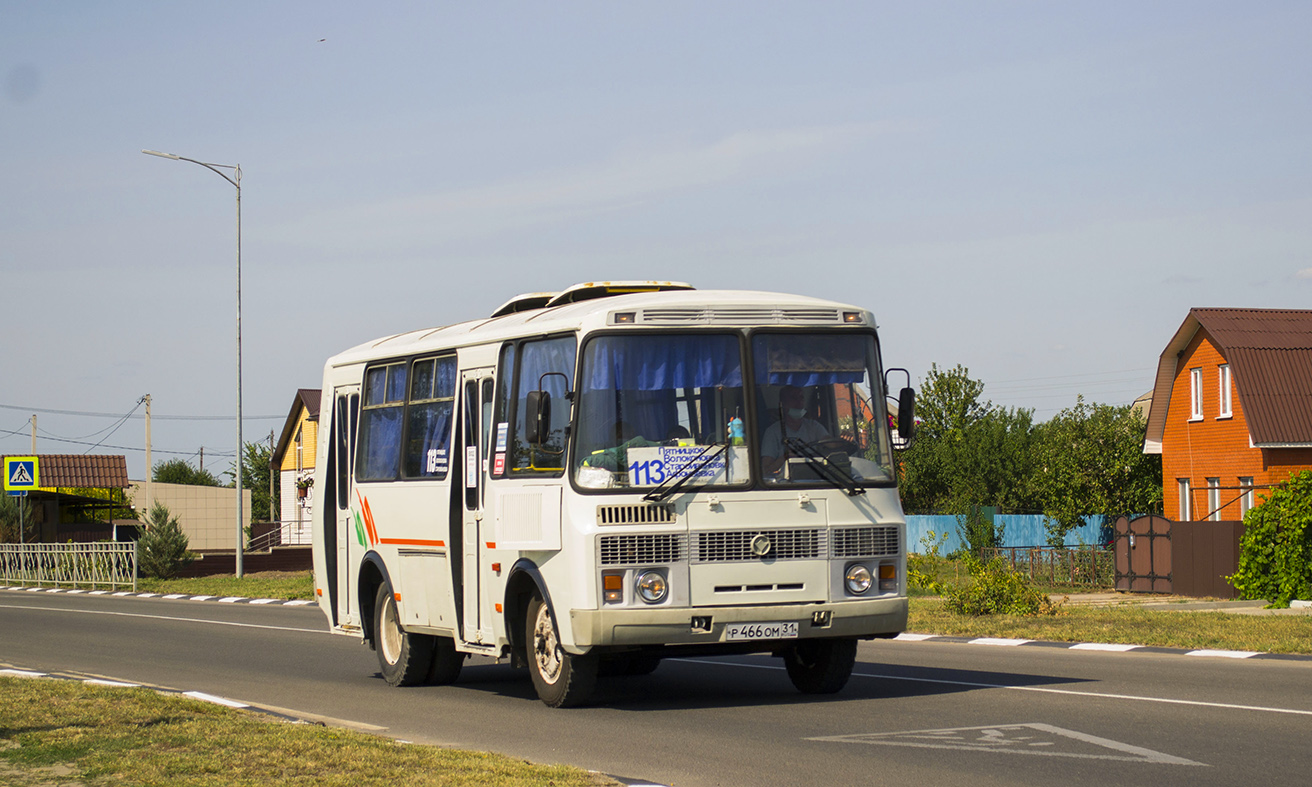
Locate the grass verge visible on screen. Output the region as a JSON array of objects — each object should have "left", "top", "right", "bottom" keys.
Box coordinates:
[
  {"left": 0, "top": 677, "right": 615, "bottom": 787},
  {"left": 135, "top": 571, "right": 315, "bottom": 600},
  {"left": 909, "top": 597, "right": 1312, "bottom": 654}
]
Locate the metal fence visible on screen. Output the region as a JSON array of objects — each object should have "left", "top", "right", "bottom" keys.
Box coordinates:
[
  {"left": 981, "top": 545, "right": 1115, "bottom": 588},
  {"left": 0, "top": 542, "right": 137, "bottom": 591}
]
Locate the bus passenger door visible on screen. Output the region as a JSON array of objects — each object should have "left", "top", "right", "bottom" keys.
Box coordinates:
[
  {"left": 330, "top": 386, "right": 360, "bottom": 628},
  {"left": 458, "top": 369, "right": 495, "bottom": 644}
]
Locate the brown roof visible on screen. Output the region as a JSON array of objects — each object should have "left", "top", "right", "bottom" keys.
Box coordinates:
[
  {"left": 1, "top": 454, "right": 130, "bottom": 488},
  {"left": 1144, "top": 308, "right": 1312, "bottom": 450}
]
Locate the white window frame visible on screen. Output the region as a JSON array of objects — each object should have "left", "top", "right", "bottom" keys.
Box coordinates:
[
  {"left": 1207, "top": 477, "right": 1221, "bottom": 521},
  {"left": 1218, "top": 364, "right": 1232, "bottom": 418},
  {"left": 1178, "top": 478, "right": 1192, "bottom": 520},
  {"left": 1238, "top": 477, "right": 1254, "bottom": 518},
  {"left": 1189, "top": 368, "right": 1203, "bottom": 420}
]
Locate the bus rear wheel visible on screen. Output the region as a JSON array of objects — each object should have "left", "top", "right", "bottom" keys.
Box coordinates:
[
  {"left": 783, "top": 638, "right": 858, "bottom": 694},
  {"left": 525, "top": 593, "right": 597, "bottom": 707},
  {"left": 374, "top": 583, "right": 433, "bottom": 687}
]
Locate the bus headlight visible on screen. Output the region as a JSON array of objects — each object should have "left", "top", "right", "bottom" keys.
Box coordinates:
[
  {"left": 636, "top": 570, "right": 668, "bottom": 604},
  {"left": 845, "top": 564, "right": 873, "bottom": 595}
]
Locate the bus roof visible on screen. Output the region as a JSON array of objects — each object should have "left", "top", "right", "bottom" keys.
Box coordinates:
[{"left": 326, "top": 286, "right": 875, "bottom": 368}]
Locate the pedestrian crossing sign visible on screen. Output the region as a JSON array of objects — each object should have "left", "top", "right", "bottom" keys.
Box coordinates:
[{"left": 4, "top": 456, "right": 39, "bottom": 492}]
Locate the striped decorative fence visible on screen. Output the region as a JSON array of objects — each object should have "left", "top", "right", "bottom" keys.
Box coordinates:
[
  {"left": 0, "top": 542, "right": 137, "bottom": 591},
  {"left": 981, "top": 545, "right": 1115, "bottom": 588}
]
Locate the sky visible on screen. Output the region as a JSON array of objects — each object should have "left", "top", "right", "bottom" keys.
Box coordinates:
[{"left": 3, "top": 1, "right": 1310, "bottom": 481}]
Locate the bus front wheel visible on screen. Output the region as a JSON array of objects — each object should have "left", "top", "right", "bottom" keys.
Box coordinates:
[
  {"left": 374, "top": 583, "right": 433, "bottom": 687},
  {"left": 525, "top": 593, "right": 597, "bottom": 708},
  {"left": 783, "top": 638, "right": 858, "bottom": 694}
]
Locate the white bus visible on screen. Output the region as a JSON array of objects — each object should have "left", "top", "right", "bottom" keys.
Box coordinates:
[{"left": 312, "top": 281, "right": 915, "bottom": 707}]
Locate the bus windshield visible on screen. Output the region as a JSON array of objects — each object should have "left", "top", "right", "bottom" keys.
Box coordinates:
[
  {"left": 574, "top": 333, "right": 750, "bottom": 490},
  {"left": 752, "top": 332, "right": 894, "bottom": 487},
  {"left": 572, "top": 330, "right": 895, "bottom": 491}
]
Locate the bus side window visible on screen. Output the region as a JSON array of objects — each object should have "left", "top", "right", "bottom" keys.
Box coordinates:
[
  {"left": 357, "top": 362, "right": 407, "bottom": 481},
  {"left": 509, "top": 336, "right": 576, "bottom": 474}
]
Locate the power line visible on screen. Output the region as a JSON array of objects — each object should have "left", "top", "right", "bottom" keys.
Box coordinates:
[{"left": 0, "top": 402, "right": 282, "bottom": 421}]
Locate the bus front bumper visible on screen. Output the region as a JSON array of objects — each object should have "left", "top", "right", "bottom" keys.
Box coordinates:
[{"left": 568, "top": 595, "right": 908, "bottom": 649}]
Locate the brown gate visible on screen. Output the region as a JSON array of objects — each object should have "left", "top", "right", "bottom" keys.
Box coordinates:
[
  {"left": 1113, "top": 516, "right": 1246, "bottom": 597},
  {"left": 1113, "top": 515, "right": 1172, "bottom": 593}
]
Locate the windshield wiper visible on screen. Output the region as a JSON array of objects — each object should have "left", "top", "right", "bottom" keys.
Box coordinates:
[
  {"left": 784, "top": 438, "right": 866, "bottom": 496},
  {"left": 642, "top": 443, "right": 729, "bottom": 503}
]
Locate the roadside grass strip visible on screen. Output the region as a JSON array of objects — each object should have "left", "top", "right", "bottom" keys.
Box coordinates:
[{"left": 0, "top": 674, "right": 619, "bottom": 787}]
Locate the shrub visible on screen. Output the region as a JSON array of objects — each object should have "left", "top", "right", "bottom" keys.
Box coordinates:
[
  {"left": 137, "top": 502, "right": 196, "bottom": 579},
  {"left": 943, "top": 556, "right": 1060, "bottom": 616},
  {"left": 908, "top": 529, "right": 949, "bottom": 591},
  {"left": 1230, "top": 470, "right": 1312, "bottom": 607}
]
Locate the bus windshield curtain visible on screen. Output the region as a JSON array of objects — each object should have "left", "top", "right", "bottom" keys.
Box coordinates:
[
  {"left": 582, "top": 334, "right": 743, "bottom": 391},
  {"left": 751, "top": 335, "right": 868, "bottom": 386}
]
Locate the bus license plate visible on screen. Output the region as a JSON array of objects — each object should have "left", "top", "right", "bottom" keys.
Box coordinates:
[{"left": 725, "top": 621, "right": 799, "bottom": 641}]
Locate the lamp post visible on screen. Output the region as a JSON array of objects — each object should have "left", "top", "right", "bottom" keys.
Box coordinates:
[{"left": 142, "top": 149, "right": 245, "bottom": 578}]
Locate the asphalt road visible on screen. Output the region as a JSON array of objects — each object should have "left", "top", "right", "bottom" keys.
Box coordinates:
[{"left": 2, "top": 589, "right": 1310, "bottom": 787}]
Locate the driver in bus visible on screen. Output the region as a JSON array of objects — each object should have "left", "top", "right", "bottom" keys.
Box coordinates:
[{"left": 760, "top": 385, "right": 831, "bottom": 476}]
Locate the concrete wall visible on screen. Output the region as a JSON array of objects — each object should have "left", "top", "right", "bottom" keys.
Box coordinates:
[{"left": 130, "top": 481, "right": 251, "bottom": 550}]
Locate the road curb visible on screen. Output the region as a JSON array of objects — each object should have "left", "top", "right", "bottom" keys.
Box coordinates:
[
  {"left": 894, "top": 632, "right": 1312, "bottom": 662},
  {"left": 0, "top": 585, "right": 316, "bottom": 607}
]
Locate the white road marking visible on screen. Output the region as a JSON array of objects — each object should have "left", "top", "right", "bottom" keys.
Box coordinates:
[
  {"left": 162, "top": 594, "right": 187, "bottom": 600},
  {"left": 895, "top": 633, "right": 936, "bottom": 641},
  {"left": 0, "top": 668, "right": 46, "bottom": 678},
  {"left": 671, "top": 658, "right": 1312, "bottom": 717},
  {"left": 218, "top": 597, "right": 245, "bottom": 603},
  {"left": 285, "top": 600, "right": 315, "bottom": 606},
  {"left": 1071, "top": 643, "right": 1140, "bottom": 652},
  {"left": 0, "top": 603, "right": 329, "bottom": 634},
  {"left": 249, "top": 599, "right": 278, "bottom": 605},
  {"left": 1187, "top": 649, "right": 1260, "bottom": 659},
  {"left": 969, "top": 638, "right": 1032, "bottom": 647},
  {"left": 810, "top": 722, "right": 1205, "bottom": 765},
  {"left": 188, "top": 595, "right": 216, "bottom": 602},
  {"left": 84, "top": 679, "right": 141, "bottom": 688},
  {"left": 183, "top": 691, "right": 249, "bottom": 708}
]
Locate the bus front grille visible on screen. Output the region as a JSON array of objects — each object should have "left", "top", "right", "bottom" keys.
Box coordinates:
[
  {"left": 596, "top": 503, "right": 677, "bottom": 526},
  {"left": 692, "top": 529, "right": 825, "bottom": 562},
  {"left": 599, "top": 534, "right": 685, "bottom": 566},
  {"left": 831, "top": 526, "right": 900, "bottom": 558}
]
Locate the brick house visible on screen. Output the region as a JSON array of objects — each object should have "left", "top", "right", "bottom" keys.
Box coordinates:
[
  {"left": 1143, "top": 308, "right": 1312, "bottom": 521},
  {"left": 270, "top": 388, "right": 321, "bottom": 544}
]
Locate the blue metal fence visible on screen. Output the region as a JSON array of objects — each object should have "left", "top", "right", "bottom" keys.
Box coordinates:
[{"left": 906, "top": 514, "right": 1110, "bottom": 555}]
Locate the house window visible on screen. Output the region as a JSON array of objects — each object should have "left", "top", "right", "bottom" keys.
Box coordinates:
[
  {"left": 1189, "top": 368, "right": 1203, "bottom": 420},
  {"left": 1239, "top": 477, "right": 1254, "bottom": 518},
  {"left": 1218, "top": 364, "right": 1232, "bottom": 418},
  {"left": 1178, "top": 478, "right": 1192, "bottom": 520},
  {"left": 1207, "top": 477, "right": 1221, "bottom": 521}
]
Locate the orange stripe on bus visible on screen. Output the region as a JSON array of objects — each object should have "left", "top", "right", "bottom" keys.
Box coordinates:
[{"left": 378, "top": 538, "right": 446, "bottom": 547}]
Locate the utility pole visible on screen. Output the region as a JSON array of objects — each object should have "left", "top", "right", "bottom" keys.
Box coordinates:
[
  {"left": 199, "top": 447, "right": 204, "bottom": 473},
  {"left": 268, "top": 429, "right": 276, "bottom": 526},
  {"left": 30, "top": 415, "right": 36, "bottom": 453},
  {"left": 143, "top": 395, "right": 152, "bottom": 514}
]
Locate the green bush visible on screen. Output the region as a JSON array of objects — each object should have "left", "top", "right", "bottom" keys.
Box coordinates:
[
  {"left": 137, "top": 502, "right": 196, "bottom": 579},
  {"left": 1230, "top": 470, "right": 1312, "bottom": 607},
  {"left": 908, "top": 529, "right": 949, "bottom": 591},
  {"left": 943, "top": 556, "right": 1059, "bottom": 616}
]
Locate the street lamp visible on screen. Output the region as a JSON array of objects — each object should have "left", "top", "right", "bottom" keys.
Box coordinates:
[{"left": 142, "top": 148, "right": 245, "bottom": 578}]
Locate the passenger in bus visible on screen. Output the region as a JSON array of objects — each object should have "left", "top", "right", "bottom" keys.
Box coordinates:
[{"left": 760, "top": 385, "right": 831, "bottom": 476}]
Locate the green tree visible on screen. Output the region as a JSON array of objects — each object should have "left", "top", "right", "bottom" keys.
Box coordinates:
[
  {"left": 1230, "top": 470, "right": 1312, "bottom": 607},
  {"left": 1029, "top": 397, "right": 1162, "bottom": 546},
  {"left": 153, "top": 458, "right": 220, "bottom": 487},
  {"left": 137, "top": 501, "right": 196, "bottom": 579},
  {"left": 238, "top": 440, "right": 278, "bottom": 522},
  {"left": 0, "top": 494, "right": 30, "bottom": 544},
  {"left": 899, "top": 364, "right": 1038, "bottom": 545}
]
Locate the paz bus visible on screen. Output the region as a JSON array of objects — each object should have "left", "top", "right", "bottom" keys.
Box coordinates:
[{"left": 311, "top": 281, "right": 915, "bottom": 707}]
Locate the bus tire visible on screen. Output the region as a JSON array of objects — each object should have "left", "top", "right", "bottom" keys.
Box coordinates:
[
  {"left": 374, "top": 583, "right": 433, "bottom": 687},
  {"left": 783, "top": 638, "right": 857, "bottom": 694},
  {"left": 426, "top": 636, "right": 465, "bottom": 685},
  {"left": 526, "top": 593, "right": 597, "bottom": 708}
]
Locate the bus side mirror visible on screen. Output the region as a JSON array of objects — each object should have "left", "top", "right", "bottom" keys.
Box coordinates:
[
  {"left": 525, "top": 390, "right": 550, "bottom": 444},
  {"left": 897, "top": 387, "right": 916, "bottom": 442}
]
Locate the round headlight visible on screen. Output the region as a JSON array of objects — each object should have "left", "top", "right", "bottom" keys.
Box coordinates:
[
  {"left": 845, "top": 564, "right": 873, "bottom": 595},
  {"left": 636, "top": 570, "right": 668, "bottom": 603}
]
